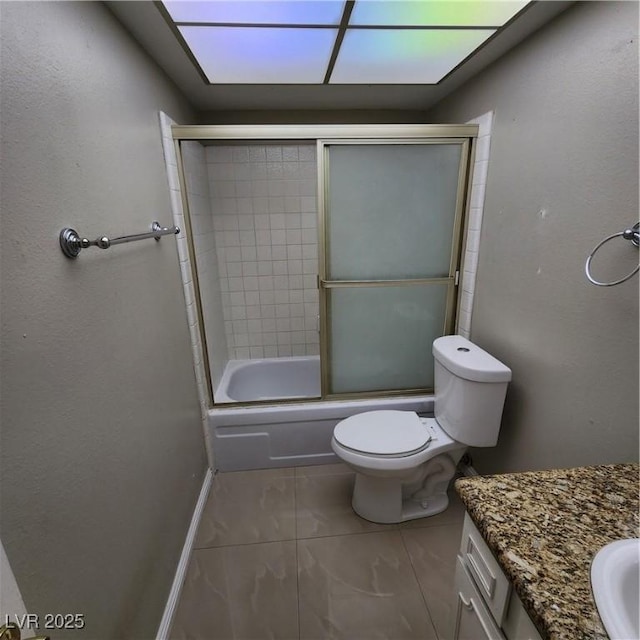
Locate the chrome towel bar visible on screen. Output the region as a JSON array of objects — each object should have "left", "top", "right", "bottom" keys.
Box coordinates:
[
  {"left": 585, "top": 222, "right": 639, "bottom": 286},
  {"left": 59, "top": 221, "right": 179, "bottom": 259}
]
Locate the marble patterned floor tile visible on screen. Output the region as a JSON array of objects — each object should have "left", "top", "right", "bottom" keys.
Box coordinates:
[
  {"left": 399, "top": 488, "right": 466, "bottom": 530},
  {"left": 401, "top": 520, "right": 464, "bottom": 640},
  {"left": 298, "top": 532, "right": 438, "bottom": 640},
  {"left": 295, "top": 463, "right": 351, "bottom": 477},
  {"left": 195, "top": 469, "right": 295, "bottom": 548},
  {"left": 295, "top": 469, "right": 398, "bottom": 539},
  {"left": 171, "top": 541, "right": 299, "bottom": 640}
]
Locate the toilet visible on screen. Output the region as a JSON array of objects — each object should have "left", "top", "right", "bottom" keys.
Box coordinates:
[{"left": 331, "top": 335, "right": 512, "bottom": 524}]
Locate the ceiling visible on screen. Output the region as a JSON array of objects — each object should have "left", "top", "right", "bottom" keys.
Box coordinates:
[{"left": 107, "top": 1, "right": 573, "bottom": 113}]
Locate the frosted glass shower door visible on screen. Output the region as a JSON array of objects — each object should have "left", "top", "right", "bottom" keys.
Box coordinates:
[{"left": 319, "top": 140, "right": 470, "bottom": 396}]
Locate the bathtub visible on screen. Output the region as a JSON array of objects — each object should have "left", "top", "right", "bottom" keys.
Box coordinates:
[
  {"left": 210, "top": 356, "right": 434, "bottom": 472},
  {"left": 215, "top": 356, "right": 321, "bottom": 403}
]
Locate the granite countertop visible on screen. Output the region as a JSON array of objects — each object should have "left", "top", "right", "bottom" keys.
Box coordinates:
[{"left": 455, "top": 463, "right": 639, "bottom": 640}]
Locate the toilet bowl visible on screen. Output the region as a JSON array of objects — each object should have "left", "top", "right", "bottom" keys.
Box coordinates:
[
  {"left": 331, "top": 335, "right": 511, "bottom": 524},
  {"left": 331, "top": 412, "right": 467, "bottom": 523}
]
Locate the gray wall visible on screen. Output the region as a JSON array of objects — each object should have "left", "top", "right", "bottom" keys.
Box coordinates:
[
  {"left": 0, "top": 2, "right": 207, "bottom": 638},
  {"left": 198, "top": 109, "right": 430, "bottom": 124},
  {"left": 426, "top": 1, "right": 639, "bottom": 473}
]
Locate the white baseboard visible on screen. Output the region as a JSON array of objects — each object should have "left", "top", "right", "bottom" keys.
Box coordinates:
[{"left": 156, "top": 468, "right": 213, "bottom": 640}]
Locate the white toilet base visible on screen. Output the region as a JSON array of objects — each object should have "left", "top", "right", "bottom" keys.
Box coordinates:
[
  {"left": 349, "top": 452, "right": 462, "bottom": 524},
  {"left": 353, "top": 478, "right": 450, "bottom": 523}
]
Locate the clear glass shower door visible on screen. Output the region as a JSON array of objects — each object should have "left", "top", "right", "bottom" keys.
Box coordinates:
[{"left": 319, "top": 140, "right": 471, "bottom": 396}]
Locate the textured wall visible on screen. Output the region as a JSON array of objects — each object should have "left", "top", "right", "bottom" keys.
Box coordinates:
[
  {"left": 0, "top": 2, "right": 207, "bottom": 638},
  {"left": 198, "top": 110, "right": 431, "bottom": 125},
  {"left": 426, "top": 1, "right": 639, "bottom": 472}
]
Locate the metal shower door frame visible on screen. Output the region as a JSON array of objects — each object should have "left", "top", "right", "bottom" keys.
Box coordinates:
[
  {"left": 316, "top": 137, "right": 474, "bottom": 400},
  {"left": 171, "top": 124, "right": 477, "bottom": 407}
]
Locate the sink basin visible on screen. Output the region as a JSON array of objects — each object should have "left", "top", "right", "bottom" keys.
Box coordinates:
[{"left": 591, "top": 538, "right": 640, "bottom": 640}]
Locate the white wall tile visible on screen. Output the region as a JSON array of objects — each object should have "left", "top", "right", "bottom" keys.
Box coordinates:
[
  {"left": 470, "top": 182, "right": 487, "bottom": 209},
  {"left": 282, "top": 145, "right": 299, "bottom": 162},
  {"left": 159, "top": 115, "right": 227, "bottom": 469},
  {"left": 301, "top": 213, "right": 316, "bottom": 229},
  {"left": 241, "top": 246, "right": 257, "bottom": 262},
  {"left": 227, "top": 262, "right": 242, "bottom": 277},
  {"left": 207, "top": 146, "right": 233, "bottom": 163},
  {"left": 206, "top": 143, "right": 319, "bottom": 358},
  {"left": 258, "top": 261, "right": 273, "bottom": 276},
  {"left": 475, "top": 135, "right": 491, "bottom": 162},
  {"left": 244, "top": 291, "right": 260, "bottom": 306},
  {"left": 271, "top": 230, "right": 286, "bottom": 245},
  {"left": 254, "top": 215, "right": 269, "bottom": 230},
  {"left": 270, "top": 213, "right": 286, "bottom": 229},
  {"left": 252, "top": 181, "right": 268, "bottom": 197},
  {"left": 287, "top": 245, "right": 302, "bottom": 260},
  {"left": 457, "top": 111, "right": 494, "bottom": 337},
  {"left": 260, "top": 291, "right": 275, "bottom": 305},
  {"left": 249, "top": 146, "right": 266, "bottom": 162},
  {"left": 283, "top": 180, "right": 299, "bottom": 196},
  {"left": 288, "top": 259, "right": 302, "bottom": 275},
  {"left": 285, "top": 213, "right": 302, "bottom": 229},
  {"left": 242, "top": 262, "right": 258, "bottom": 277}
]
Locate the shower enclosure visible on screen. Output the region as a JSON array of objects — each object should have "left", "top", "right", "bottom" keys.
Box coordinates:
[{"left": 172, "top": 125, "right": 477, "bottom": 408}]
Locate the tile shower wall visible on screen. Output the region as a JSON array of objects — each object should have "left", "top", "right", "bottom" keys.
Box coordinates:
[
  {"left": 457, "top": 110, "right": 494, "bottom": 339},
  {"left": 159, "top": 113, "right": 212, "bottom": 435},
  {"left": 181, "top": 141, "right": 229, "bottom": 387},
  {"left": 206, "top": 143, "right": 320, "bottom": 359}
]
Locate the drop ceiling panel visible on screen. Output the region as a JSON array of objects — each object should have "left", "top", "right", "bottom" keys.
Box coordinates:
[
  {"left": 105, "top": 0, "right": 574, "bottom": 109},
  {"left": 349, "top": 1, "right": 530, "bottom": 27},
  {"left": 179, "top": 26, "right": 338, "bottom": 83},
  {"left": 163, "top": 0, "right": 346, "bottom": 25},
  {"left": 331, "top": 28, "right": 495, "bottom": 84}
]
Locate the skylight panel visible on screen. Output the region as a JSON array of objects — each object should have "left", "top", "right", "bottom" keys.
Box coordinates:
[
  {"left": 349, "top": 1, "right": 530, "bottom": 27},
  {"left": 159, "top": 0, "right": 532, "bottom": 85},
  {"left": 330, "top": 28, "right": 495, "bottom": 84},
  {"left": 163, "top": 1, "right": 345, "bottom": 25},
  {"left": 178, "top": 26, "right": 337, "bottom": 83}
]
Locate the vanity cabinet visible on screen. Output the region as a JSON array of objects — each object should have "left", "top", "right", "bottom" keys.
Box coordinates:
[{"left": 454, "top": 514, "right": 543, "bottom": 640}]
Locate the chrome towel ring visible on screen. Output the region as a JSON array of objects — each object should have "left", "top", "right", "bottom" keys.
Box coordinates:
[{"left": 585, "top": 222, "right": 639, "bottom": 286}]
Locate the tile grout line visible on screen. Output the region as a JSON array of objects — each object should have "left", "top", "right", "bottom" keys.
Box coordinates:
[
  {"left": 399, "top": 528, "right": 442, "bottom": 640},
  {"left": 178, "top": 466, "right": 462, "bottom": 639},
  {"left": 293, "top": 469, "right": 302, "bottom": 640},
  {"left": 192, "top": 525, "right": 405, "bottom": 551}
]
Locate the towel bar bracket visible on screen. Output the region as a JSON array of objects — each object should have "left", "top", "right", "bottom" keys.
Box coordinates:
[{"left": 59, "top": 221, "right": 179, "bottom": 259}]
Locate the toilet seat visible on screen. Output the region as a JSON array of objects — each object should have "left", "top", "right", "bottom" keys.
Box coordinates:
[
  {"left": 333, "top": 410, "right": 432, "bottom": 458},
  {"left": 331, "top": 413, "right": 459, "bottom": 474}
]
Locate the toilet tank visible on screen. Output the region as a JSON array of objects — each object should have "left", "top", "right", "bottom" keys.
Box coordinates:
[{"left": 433, "top": 336, "right": 512, "bottom": 447}]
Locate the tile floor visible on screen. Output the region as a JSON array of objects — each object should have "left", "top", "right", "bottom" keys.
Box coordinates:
[{"left": 171, "top": 463, "right": 466, "bottom": 640}]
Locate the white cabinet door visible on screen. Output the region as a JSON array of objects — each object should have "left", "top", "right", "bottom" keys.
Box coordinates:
[
  {"left": 454, "top": 556, "right": 504, "bottom": 640},
  {"left": 502, "top": 589, "right": 544, "bottom": 640}
]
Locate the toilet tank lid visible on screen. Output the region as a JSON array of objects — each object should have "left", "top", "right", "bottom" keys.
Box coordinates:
[{"left": 433, "top": 336, "right": 512, "bottom": 383}]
